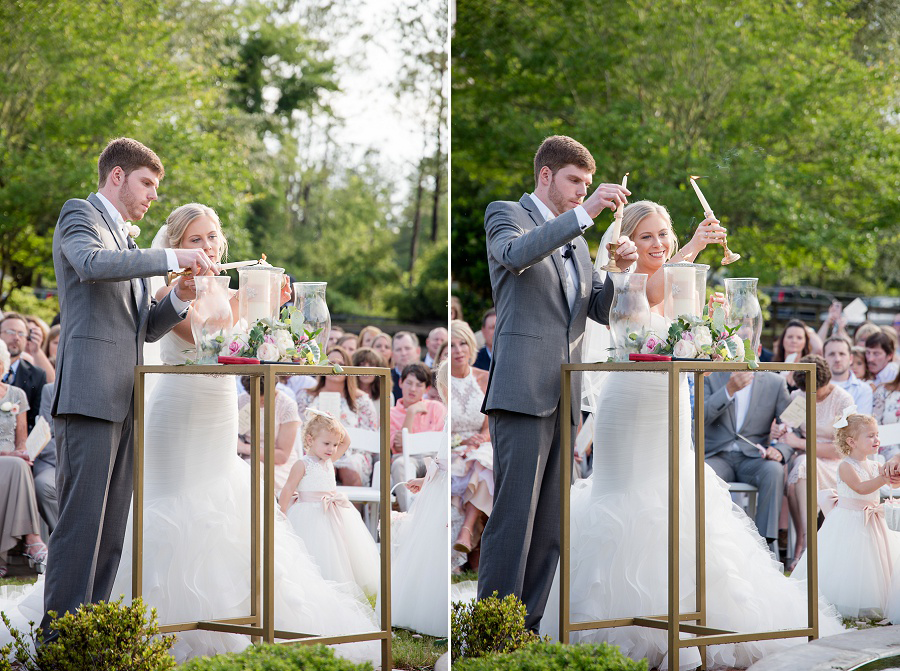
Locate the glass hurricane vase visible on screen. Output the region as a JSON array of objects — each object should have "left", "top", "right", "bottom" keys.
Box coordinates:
[
  {"left": 663, "top": 262, "right": 709, "bottom": 322},
  {"left": 724, "top": 278, "right": 763, "bottom": 356},
  {"left": 190, "top": 276, "right": 233, "bottom": 364},
  {"left": 291, "top": 282, "right": 330, "bottom": 357},
  {"left": 608, "top": 273, "right": 652, "bottom": 362}
]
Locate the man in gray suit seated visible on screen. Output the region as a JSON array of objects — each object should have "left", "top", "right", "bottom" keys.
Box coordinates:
[
  {"left": 704, "top": 370, "right": 792, "bottom": 549},
  {"left": 478, "top": 135, "right": 635, "bottom": 631}
]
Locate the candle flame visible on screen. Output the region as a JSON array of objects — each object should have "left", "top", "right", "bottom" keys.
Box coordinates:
[
  {"left": 261, "top": 253, "right": 267, "bottom": 261},
  {"left": 689, "top": 175, "right": 703, "bottom": 180}
]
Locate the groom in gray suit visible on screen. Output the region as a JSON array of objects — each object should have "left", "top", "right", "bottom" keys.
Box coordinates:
[
  {"left": 703, "top": 371, "right": 792, "bottom": 546},
  {"left": 478, "top": 136, "right": 636, "bottom": 630},
  {"left": 43, "top": 138, "right": 214, "bottom": 636}
]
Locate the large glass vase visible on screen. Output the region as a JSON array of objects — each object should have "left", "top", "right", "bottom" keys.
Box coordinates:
[
  {"left": 291, "top": 282, "right": 331, "bottom": 358},
  {"left": 238, "top": 266, "right": 284, "bottom": 328},
  {"left": 608, "top": 273, "right": 651, "bottom": 362},
  {"left": 190, "top": 275, "right": 233, "bottom": 364},
  {"left": 725, "top": 278, "right": 763, "bottom": 356},
  {"left": 663, "top": 262, "right": 709, "bottom": 321}
]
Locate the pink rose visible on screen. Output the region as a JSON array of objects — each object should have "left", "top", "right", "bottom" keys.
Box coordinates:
[
  {"left": 641, "top": 333, "right": 662, "bottom": 354},
  {"left": 227, "top": 340, "right": 243, "bottom": 355},
  {"left": 682, "top": 331, "right": 694, "bottom": 342},
  {"left": 264, "top": 334, "right": 276, "bottom": 345}
]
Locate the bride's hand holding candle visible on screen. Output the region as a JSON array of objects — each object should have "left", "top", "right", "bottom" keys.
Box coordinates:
[{"left": 611, "top": 235, "right": 638, "bottom": 270}]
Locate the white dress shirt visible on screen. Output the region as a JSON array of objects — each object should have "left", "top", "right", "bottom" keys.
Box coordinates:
[
  {"left": 95, "top": 192, "right": 189, "bottom": 313},
  {"left": 529, "top": 193, "right": 593, "bottom": 313},
  {"left": 725, "top": 378, "right": 754, "bottom": 450}
]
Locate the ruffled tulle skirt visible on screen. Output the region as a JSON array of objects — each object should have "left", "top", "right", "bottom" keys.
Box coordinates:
[
  {"left": 543, "top": 372, "right": 844, "bottom": 670},
  {"left": 389, "top": 466, "right": 449, "bottom": 637},
  {"left": 286, "top": 498, "right": 380, "bottom": 599}
]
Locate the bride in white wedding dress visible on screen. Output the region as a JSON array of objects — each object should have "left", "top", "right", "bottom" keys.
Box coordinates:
[
  {"left": 0, "top": 204, "right": 379, "bottom": 665},
  {"left": 543, "top": 202, "right": 844, "bottom": 670}
]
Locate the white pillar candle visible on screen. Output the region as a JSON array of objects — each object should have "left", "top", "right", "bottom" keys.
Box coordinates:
[
  {"left": 669, "top": 265, "right": 697, "bottom": 318},
  {"left": 245, "top": 271, "right": 271, "bottom": 324},
  {"left": 607, "top": 173, "right": 629, "bottom": 243}
]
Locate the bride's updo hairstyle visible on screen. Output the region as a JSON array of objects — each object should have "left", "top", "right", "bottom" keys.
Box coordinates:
[
  {"left": 835, "top": 414, "right": 877, "bottom": 456},
  {"left": 301, "top": 411, "right": 347, "bottom": 452},
  {"left": 620, "top": 200, "right": 680, "bottom": 259},
  {"left": 163, "top": 203, "right": 229, "bottom": 261}
]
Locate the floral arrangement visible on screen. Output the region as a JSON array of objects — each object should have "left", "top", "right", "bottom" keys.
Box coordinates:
[
  {"left": 217, "top": 306, "right": 329, "bottom": 365},
  {"left": 628, "top": 305, "right": 758, "bottom": 366},
  {"left": 0, "top": 401, "right": 20, "bottom": 415}
]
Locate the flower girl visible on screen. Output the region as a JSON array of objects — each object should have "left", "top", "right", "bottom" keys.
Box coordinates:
[
  {"left": 279, "top": 409, "right": 379, "bottom": 598},
  {"left": 794, "top": 408, "right": 900, "bottom": 617}
]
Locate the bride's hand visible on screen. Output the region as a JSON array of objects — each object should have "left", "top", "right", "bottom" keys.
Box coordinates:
[
  {"left": 613, "top": 235, "right": 638, "bottom": 270},
  {"left": 707, "top": 292, "right": 725, "bottom": 313},
  {"left": 690, "top": 216, "right": 727, "bottom": 250}
]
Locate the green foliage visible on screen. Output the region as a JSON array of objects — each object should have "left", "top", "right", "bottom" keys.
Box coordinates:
[
  {"left": 178, "top": 642, "right": 372, "bottom": 671},
  {"left": 453, "top": 642, "right": 648, "bottom": 671},
  {"left": 388, "top": 241, "right": 449, "bottom": 322},
  {"left": 1, "top": 287, "right": 59, "bottom": 325},
  {"left": 0, "top": 596, "right": 175, "bottom": 671},
  {"left": 452, "top": 0, "right": 900, "bottom": 318},
  {"left": 451, "top": 592, "right": 545, "bottom": 661}
]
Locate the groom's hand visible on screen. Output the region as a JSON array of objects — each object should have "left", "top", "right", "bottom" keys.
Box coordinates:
[
  {"left": 613, "top": 235, "right": 638, "bottom": 270},
  {"left": 582, "top": 183, "right": 631, "bottom": 218},
  {"left": 174, "top": 248, "right": 217, "bottom": 277}
]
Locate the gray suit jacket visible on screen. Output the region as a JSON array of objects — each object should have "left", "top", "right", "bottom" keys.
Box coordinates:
[
  {"left": 35, "top": 382, "right": 56, "bottom": 477},
  {"left": 52, "top": 193, "right": 183, "bottom": 423},
  {"left": 482, "top": 194, "right": 613, "bottom": 424},
  {"left": 703, "top": 371, "right": 792, "bottom": 461}
]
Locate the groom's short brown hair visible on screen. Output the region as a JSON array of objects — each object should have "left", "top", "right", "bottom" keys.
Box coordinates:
[
  {"left": 98, "top": 137, "right": 164, "bottom": 188},
  {"left": 533, "top": 135, "right": 596, "bottom": 186}
]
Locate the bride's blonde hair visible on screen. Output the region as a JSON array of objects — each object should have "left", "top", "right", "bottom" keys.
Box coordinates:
[
  {"left": 620, "top": 200, "right": 679, "bottom": 259},
  {"left": 164, "top": 203, "right": 229, "bottom": 261}
]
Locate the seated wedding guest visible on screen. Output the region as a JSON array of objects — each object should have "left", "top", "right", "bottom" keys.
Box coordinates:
[
  {"left": 390, "top": 331, "right": 421, "bottom": 402},
  {"left": 389, "top": 362, "right": 446, "bottom": 511},
  {"left": 784, "top": 354, "right": 854, "bottom": 567},
  {"left": 327, "top": 325, "right": 345, "bottom": 349},
  {"left": 883, "top": 325, "right": 899, "bottom": 360},
  {"left": 450, "top": 295, "right": 463, "bottom": 322},
  {"left": 423, "top": 327, "right": 447, "bottom": 368},
  {"left": 371, "top": 332, "right": 393, "bottom": 370},
  {"left": 449, "top": 320, "right": 493, "bottom": 569},
  {"left": 279, "top": 411, "right": 379, "bottom": 598},
  {"left": 824, "top": 336, "right": 873, "bottom": 414},
  {"left": 34, "top": 382, "right": 58, "bottom": 533},
  {"left": 473, "top": 308, "right": 495, "bottom": 371},
  {"left": 874, "top": 365, "right": 900, "bottom": 461},
  {"left": 851, "top": 345, "right": 873, "bottom": 384},
  {"left": 855, "top": 322, "right": 881, "bottom": 349},
  {"left": 0, "top": 339, "right": 47, "bottom": 578},
  {"left": 773, "top": 319, "right": 811, "bottom": 391},
  {"left": 296, "top": 346, "right": 377, "bottom": 487},
  {"left": 358, "top": 325, "right": 382, "bottom": 350},
  {"left": 337, "top": 333, "right": 358, "bottom": 355},
  {"left": 866, "top": 331, "right": 899, "bottom": 389},
  {"left": 351, "top": 347, "right": 389, "bottom": 411},
  {"left": 0, "top": 312, "right": 47, "bottom": 431},
  {"left": 24, "top": 316, "right": 55, "bottom": 383},
  {"left": 42, "top": 324, "right": 60, "bottom": 370},
  {"left": 704, "top": 369, "right": 792, "bottom": 554},
  {"left": 237, "top": 375, "right": 301, "bottom": 495},
  {"left": 817, "top": 301, "right": 850, "bottom": 343}
]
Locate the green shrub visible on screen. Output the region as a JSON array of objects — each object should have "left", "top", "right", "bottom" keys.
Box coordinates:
[
  {"left": 452, "top": 642, "right": 648, "bottom": 671},
  {"left": 0, "top": 596, "right": 175, "bottom": 671},
  {"left": 451, "top": 591, "right": 545, "bottom": 660},
  {"left": 178, "top": 642, "right": 374, "bottom": 670}
]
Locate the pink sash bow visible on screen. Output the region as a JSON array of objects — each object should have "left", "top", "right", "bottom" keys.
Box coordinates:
[{"left": 298, "top": 490, "right": 352, "bottom": 527}]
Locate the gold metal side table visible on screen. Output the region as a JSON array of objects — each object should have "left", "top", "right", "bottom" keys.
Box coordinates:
[
  {"left": 559, "top": 361, "right": 818, "bottom": 671},
  {"left": 132, "top": 364, "right": 392, "bottom": 669}
]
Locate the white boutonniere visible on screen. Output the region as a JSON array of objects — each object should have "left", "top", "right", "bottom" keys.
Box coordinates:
[
  {"left": 127, "top": 224, "right": 141, "bottom": 239},
  {"left": 1, "top": 402, "right": 20, "bottom": 414}
]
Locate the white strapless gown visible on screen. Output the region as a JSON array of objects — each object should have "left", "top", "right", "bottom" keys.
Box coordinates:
[
  {"left": 542, "top": 327, "right": 845, "bottom": 669},
  {"left": 0, "top": 331, "right": 379, "bottom": 664}
]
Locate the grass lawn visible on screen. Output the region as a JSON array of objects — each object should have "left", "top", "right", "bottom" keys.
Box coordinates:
[
  {"left": 391, "top": 628, "right": 446, "bottom": 671},
  {"left": 451, "top": 569, "right": 477, "bottom": 585}
]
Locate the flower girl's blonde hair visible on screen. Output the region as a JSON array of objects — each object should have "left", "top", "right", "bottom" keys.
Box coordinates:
[
  {"left": 301, "top": 410, "right": 347, "bottom": 451},
  {"left": 835, "top": 414, "right": 877, "bottom": 456}
]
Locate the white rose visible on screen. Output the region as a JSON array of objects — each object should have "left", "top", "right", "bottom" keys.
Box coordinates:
[
  {"left": 273, "top": 329, "right": 294, "bottom": 356},
  {"left": 692, "top": 325, "right": 713, "bottom": 349},
  {"left": 0, "top": 402, "right": 10, "bottom": 412},
  {"left": 673, "top": 339, "right": 698, "bottom": 358},
  {"left": 257, "top": 342, "right": 279, "bottom": 361},
  {"left": 729, "top": 335, "right": 746, "bottom": 360},
  {"left": 128, "top": 224, "right": 141, "bottom": 238}
]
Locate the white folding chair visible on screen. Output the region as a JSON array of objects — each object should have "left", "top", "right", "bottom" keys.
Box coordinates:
[
  {"left": 400, "top": 428, "right": 448, "bottom": 507},
  {"left": 334, "top": 427, "right": 394, "bottom": 540}
]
